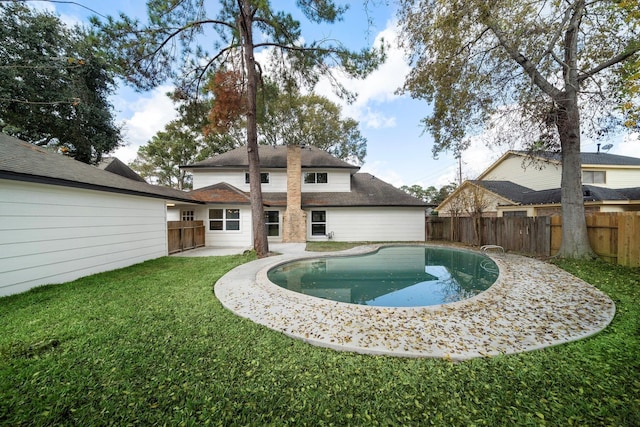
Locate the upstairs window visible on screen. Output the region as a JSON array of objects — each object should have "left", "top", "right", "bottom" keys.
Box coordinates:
[
  {"left": 582, "top": 170, "right": 606, "bottom": 184},
  {"left": 245, "top": 172, "right": 270, "bottom": 184},
  {"left": 304, "top": 172, "right": 328, "bottom": 184}
]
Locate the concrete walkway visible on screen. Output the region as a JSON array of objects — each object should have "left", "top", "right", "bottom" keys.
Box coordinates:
[
  {"left": 171, "top": 243, "right": 307, "bottom": 257},
  {"left": 194, "top": 244, "right": 616, "bottom": 360}
]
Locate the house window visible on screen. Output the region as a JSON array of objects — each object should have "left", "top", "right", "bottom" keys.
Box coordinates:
[
  {"left": 582, "top": 170, "right": 605, "bottom": 184},
  {"left": 311, "top": 210, "right": 326, "bottom": 236},
  {"left": 209, "top": 208, "right": 240, "bottom": 231},
  {"left": 503, "top": 211, "right": 527, "bottom": 217},
  {"left": 264, "top": 211, "right": 280, "bottom": 237},
  {"left": 304, "top": 172, "right": 328, "bottom": 184},
  {"left": 181, "top": 210, "right": 195, "bottom": 221},
  {"left": 245, "top": 172, "right": 270, "bottom": 184}
]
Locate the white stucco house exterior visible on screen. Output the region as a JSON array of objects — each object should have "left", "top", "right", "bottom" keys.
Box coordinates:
[
  {"left": 0, "top": 134, "right": 200, "bottom": 297},
  {"left": 176, "top": 145, "right": 428, "bottom": 248}
]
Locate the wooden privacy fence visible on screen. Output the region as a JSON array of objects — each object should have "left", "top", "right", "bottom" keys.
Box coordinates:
[
  {"left": 427, "top": 212, "right": 640, "bottom": 267},
  {"left": 168, "top": 220, "right": 205, "bottom": 254},
  {"left": 550, "top": 212, "right": 640, "bottom": 267},
  {"left": 426, "top": 216, "right": 550, "bottom": 256}
]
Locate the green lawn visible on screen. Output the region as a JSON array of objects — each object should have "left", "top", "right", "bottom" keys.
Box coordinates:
[{"left": 1, "top": 253, "right": 638, "bottom": 426}]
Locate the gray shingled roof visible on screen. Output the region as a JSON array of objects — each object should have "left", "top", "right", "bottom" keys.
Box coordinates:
[
  {"left": 0, "top": 133, "right": 199, "bottom": 204},
  {"left": 521, "top": 185, "right": 639, "bottom": 205},
  {"left": 187, "top": 173, "right": 427, "bottom": 208},
  {"left": 263, "top": 173, "right": 428, "bottom": 207},
  {"left": 184, "top": 145, "right": 359, "bottom": 170},
  {"left": 471, "top": 180, "right": 535, "bottom": 203},
  {"left": 469, "top": 178, "right": 640, "bottom": 206},
  {"left": 98, "top": 157, "right": 146, "bottom": 182},
  {"left": 512, "top": 150, "right": 640, "bottom": 166}
]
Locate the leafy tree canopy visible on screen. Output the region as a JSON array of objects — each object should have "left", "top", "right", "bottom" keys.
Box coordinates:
[
  {"left": 204, "top": 70, "right": 367, "bottom": 163},
  {"left": 401, "top": 183, "right": 457, "bottom": 206},
  {"left": 0, "top": 2, "right": 121, "bottom": 164},
  {"left": 397, "top": 0, "right": 640, "bottom": 258},
  {"left": 398, "top": 0, "right": 640, "bottom": 155}
]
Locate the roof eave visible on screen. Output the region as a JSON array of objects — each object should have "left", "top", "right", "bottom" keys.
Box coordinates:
[{"left": 0, "top": 171, "right": 202, "bottom": 205}]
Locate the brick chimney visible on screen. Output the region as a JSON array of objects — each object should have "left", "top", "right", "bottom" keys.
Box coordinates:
[{"left": 282, "top": 144, "right": 307, "bottom": 242}]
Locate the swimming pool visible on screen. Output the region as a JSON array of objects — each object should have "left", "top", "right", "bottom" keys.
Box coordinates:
[{"left": 267, "top": 246, "right": 499, "bottom": 307}]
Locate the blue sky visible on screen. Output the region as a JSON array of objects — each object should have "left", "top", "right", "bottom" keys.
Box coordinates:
[{"left": 39, "top": 1, "right": 639, "bottom": 188}]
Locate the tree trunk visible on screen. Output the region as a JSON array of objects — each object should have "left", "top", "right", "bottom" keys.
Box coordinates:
[
  {"left": 240, "top": 4, "right": 269, "bottom": 257},
  {"left": 555, "top": 100, "right": 597, "bottom": 259}
]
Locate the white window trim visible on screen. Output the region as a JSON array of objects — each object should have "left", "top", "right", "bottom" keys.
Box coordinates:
[
  {"left": 310, "top": 210, "right": 327, "bottom": 236},
  {"left": 582, "top": 170, "right": 606, "bottom": 184},
  {"left": 264, "top": 210, "right": 281, "bottom": 237},
  {"left": 304, "top": 172, "right": 328, "bottom": 184},
  {"left": 208, "top": 208, "right": 241, "bottom": 232},
  {"left": 181, "top": 210, "right": 195, "bottom": 221},
  {"left": 245, "top": 172, "right": 270, "bottom": 184}
]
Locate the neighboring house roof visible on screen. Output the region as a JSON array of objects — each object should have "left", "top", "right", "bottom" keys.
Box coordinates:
[
  {"left": 470, "top": 180, "right": 535, "bottom": 204},
  {"left": 520, "top": 185, "right": 640, "bottom": 206},
  {"left": 98, "top": 157, "right": 147, "bottom": 182},
  {"left": 478, "top": 150, "right": 640, "bottom": 180},
  {"left": 189, "top": 173, "right": 428, "bottom": 208},
  {"left": 183, "top": 145, "right": 360, "bottom": 171},
  {"left": 0, "top": 133, "right": 199, "bottom": 204},
  {"left": 524, "top": 151, "right": 640, "bottom": 166}
]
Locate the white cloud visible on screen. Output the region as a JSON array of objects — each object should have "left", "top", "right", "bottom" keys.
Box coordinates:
[
  {"left": 360, "top": 160, "right": 405, "bottom": 188},
  {"left": 616, "top": 133, "right": 640, "bottom": 157},
  {"left": 112, "top": 85, "right": 177, "bottom": 163},
  {"left": 314, "top": 20, "right": 411, "bottom": 127}
]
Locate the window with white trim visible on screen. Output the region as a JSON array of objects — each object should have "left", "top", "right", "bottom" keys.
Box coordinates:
[
  {"left": 245, "top": 172, "right": 270, "bottom": 184},
  {"left": 264, "top": 210, "right": 280, "bottom": 237},
  {"left": 181, "top": 210, "right": 195, "bottom": 221},
  {"left": 209, "top": 208, "right": 240, "bottom": 231},
  {"left": 582, "top": 170, "right": 605, "bottom": 184},
  {"left": 304, "top": 172, "right": 328, "bottom": 184},
  {"left": 311, "top": 210, "right": 326, "bottom": 236}
]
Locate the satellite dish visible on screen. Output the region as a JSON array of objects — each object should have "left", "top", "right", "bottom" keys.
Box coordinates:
[{"left": 602, "top": 144, "right": 613, "bottom": 152}]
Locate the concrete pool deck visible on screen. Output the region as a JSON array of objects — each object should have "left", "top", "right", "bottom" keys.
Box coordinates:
[{"left": 213, "top": 244, "right": 616, "bottom": 361}]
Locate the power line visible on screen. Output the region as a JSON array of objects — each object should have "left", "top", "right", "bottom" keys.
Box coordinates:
[{"left": 1, "top": 0, "right": 108, "bottom": 19}]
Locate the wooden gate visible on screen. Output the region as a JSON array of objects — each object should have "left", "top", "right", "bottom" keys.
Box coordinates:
[{"left": 168, "top": 220, "right": 205, "bottom": 254}]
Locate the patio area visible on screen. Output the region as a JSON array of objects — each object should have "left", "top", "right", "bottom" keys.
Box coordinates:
[{"left": 210, "top": 244, "right": 615, "bottom": 360}]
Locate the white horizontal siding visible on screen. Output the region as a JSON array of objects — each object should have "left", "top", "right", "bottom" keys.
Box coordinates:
[
  {"left": 599, "top": 169, "right": 640, "bottom": 189},
  {"left": 203, "top": 205, "right": 252, "bottom": 248},
  {"left": 193, "top": 169, "right": 352, "bottom": 193},
  {"left": 301, "top": 169, "right": 351, "bottom": 192},
  {"left": 308, "top": 207, "right": 425, "bottom": 242},
  {"left": 192, "top": 169, "right": 286, "bottom": 192},
  {"left": 484, "top": 156, "right": 562, "bottom": 190},
  {"left": 0, "top": 179, "right": 168, "bottom": 296}
]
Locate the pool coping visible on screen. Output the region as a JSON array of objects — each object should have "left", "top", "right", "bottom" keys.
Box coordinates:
[{"left": 214, "top": 244, "right": 616, "bottom": 361}]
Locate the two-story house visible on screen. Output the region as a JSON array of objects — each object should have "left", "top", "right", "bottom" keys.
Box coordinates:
[
  {"left": 175, "top": 144, "right": 428, "bottom": 247},
  {"left": 437, "top": 150, "right": 640, "bottom": 217}
]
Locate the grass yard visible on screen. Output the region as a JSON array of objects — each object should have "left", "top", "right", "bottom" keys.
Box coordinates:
[{"left": 1, "top": 253, "right": 639, "bottom": 426}]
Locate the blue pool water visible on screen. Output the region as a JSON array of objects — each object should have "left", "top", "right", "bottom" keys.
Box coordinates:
[{"left": 267, "top": 246, "right": 499, "bottom": 307}]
